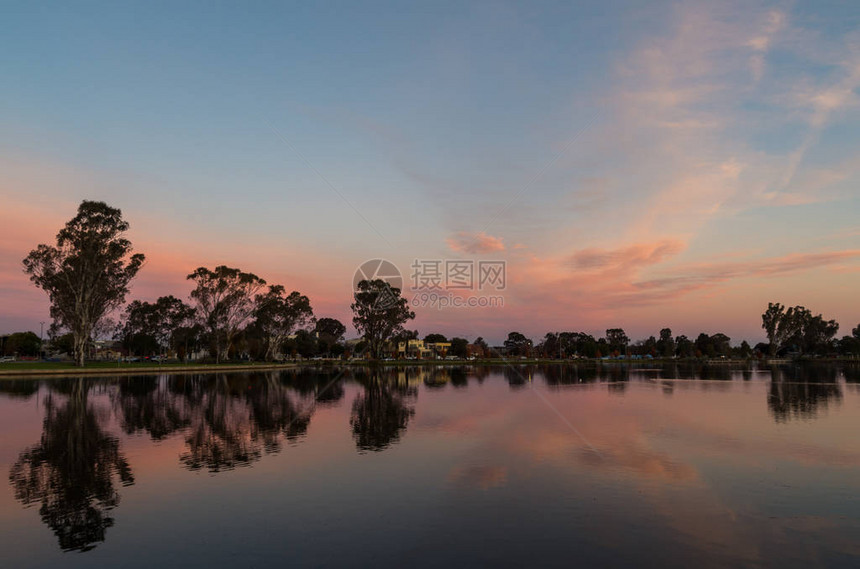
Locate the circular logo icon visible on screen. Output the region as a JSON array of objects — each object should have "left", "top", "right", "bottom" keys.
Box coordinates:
[{"left": 352, "top": 259, "right": 402, "bottom": 293}]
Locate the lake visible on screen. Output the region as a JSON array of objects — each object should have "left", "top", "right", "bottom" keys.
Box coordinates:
[{"left": 1, "top": 363, "right": 859, "bottom": 568}]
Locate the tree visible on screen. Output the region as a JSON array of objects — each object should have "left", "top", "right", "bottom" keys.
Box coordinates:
[
  {"left": 675, "top": 335, "right": 694, "bottom": 358},
  {"left": 762, "top": 303, "right": 838, "bottom": 356},
  {"left": 423, "top": 333, "right": 448, "bottom": 343},
  {"left": 171, "top": 323, "right": 203, "bottom": 362},
  {"left": 793, "top": 309, "right": 838, "bottom": 354},
  {"left": 605, "top": 328, "right": 630, "bottom": 356},
  {"left": 187, "top": 266, "right": 266, "bottom": 363},
  {"left": 712, "top": 333, "right": 732, "bottom": 356},
  {"left": 761, "top": 303, "right": 803, "bottom": 356},
  {"left": 22, "top": 201, "right": 145, "bottom": 366},
  {"left": 541, "top": 332, "right": 560, "bottom": 358},
  {"left": 351, "top": 279, "right": 415, "bottom": 359},
  {"left": 472, "top": 337, "right": 490, "bottom": 358},
  {"left": 121, "top": 296, "right": 195, "bottom": 356},
  {"left": 253, "top": 285, "right": 314, "bottom": 361},
  {"left": 315, "top": 318, "right": 346, "bottom": 357},
  {"left": 656, "top": 328, "right": 675, "bottom": 358},
  {"left": 695, "top": 333, "right": 714, "bottom": 357},
  {"left": 283, "top": 329, "right": 320, "bottom": 358},
  {"left": 449, "top": 337, "right": 469, "bottom": 359},
  {"left": 503, "top": 332, "right": 531, "bottom": 357},
  {"left": 2, "top": 332, "right": 41, "bottom": 357},
  {"left": 642, "top": 335, "right": 658, "bottom": 356},
  {"left": 837, "top": 335, "right": 859, "bottom": 357}
]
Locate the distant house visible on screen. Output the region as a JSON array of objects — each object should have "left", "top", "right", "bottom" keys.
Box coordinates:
[
  {"left": 397, "top": 339, "right": 451, "bottom": 359},
  {"left": 93, "top": 340, "right": 126, "bottom": 361},
  {"left": 466, "top": 343, "right": 488, "bottom": 359}
]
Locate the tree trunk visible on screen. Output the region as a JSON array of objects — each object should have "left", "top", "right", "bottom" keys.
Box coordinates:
[{"left": 74, "top": 333, "right": 87, "bottom": 367}]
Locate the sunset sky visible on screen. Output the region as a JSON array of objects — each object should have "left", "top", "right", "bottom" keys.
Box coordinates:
[{"left": 2, "top": 0, "right": 859, "bottom": 344}]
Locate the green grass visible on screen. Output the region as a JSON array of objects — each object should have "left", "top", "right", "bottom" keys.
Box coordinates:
[{"left": 0, "top": 360, "right": 299, "bottom": 374}]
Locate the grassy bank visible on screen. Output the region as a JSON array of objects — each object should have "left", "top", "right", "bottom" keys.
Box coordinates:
[{"left": 0, "top": 360, "right": 302, "bottom": 378}]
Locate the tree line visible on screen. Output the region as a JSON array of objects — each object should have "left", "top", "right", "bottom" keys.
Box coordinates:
[
  {"left": 17, "top": 200, "right": 860, "bottom": 365},
  {"left": 21, "top": 201, "right": 350, "bottom": 365}
]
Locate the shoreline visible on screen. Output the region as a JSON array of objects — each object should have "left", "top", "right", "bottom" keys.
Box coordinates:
[{"left": 1, "top": 357, "right": 856, "bottom": 380}]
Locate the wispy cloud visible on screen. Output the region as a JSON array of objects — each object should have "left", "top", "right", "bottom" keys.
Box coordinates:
[
  {"left": 747, "top": 10, "right": 786, "bottom": 81},
  {"left": 570, "top": 239, "right": 685, "bottom": 271},
  {"left": 447, "top": 231, "right": 505, "bottom": 254}
]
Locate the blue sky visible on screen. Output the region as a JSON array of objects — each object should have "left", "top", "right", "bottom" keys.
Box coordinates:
[{"left": 2, "top": 0, "right": 859, "bottom": 342}]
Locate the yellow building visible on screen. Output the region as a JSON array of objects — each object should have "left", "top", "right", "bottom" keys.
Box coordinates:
[{"left": 397, "top": 339, "right": 451, "bottom": 359}]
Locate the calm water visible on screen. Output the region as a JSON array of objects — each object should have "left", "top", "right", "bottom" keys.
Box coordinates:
[{"left": 1, "top": 364, "right": 860, "bottom": 568}]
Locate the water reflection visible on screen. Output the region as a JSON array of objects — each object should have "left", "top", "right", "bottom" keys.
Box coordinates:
[
  {"left": 172, "top": 373, "right": 318, "bottom": 472},
  {"left": 114, "top": 376, "right": 190, "bottom": 440},
  {"left": 767, "top": 365, "right": 842, "bottom": 422},
  {"left": 350, "top": 370, "right": 416, "bottom": 452},
  {"left": 9, "top": 379, "right": 134, "bottom": 552},
  {"left": 3, "top": 362, "right": 859, "bottom": 558},
  {"left": 0, "top": 379, "right": 39, "bottom": 399}
]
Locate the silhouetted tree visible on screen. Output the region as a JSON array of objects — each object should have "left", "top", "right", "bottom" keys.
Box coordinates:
[
  {"left": 657, "top": 328, "right": 675, "bottom": 358},
  {"left": 121, "top": 295, "right": 196, "bottom": 356},
  {"left": 1, "top": 331, "right": 41, "bottom": 357},
  {"left": 187, "top": 266, "right": 266, "bottom": 362},
  {"left": 253, "top": 285, "right": 314, "bottom": 361},
  {"left": 315, "top": 318, "right": 346, "bottom": 357},
  {"left": 351, "top": 279, "right": 415, "bottom": 359},
  {"left": 675, "top": 335, "right": 694, "bottom": 358},
  {"left": 22, "top": 201, "right": 145, "bottom": 366},
  {"left": 540, "top": 332, "right": 560, "bottom": 358},
  {"left": 504, "top": 332, "right": 531, "bottom": 357},
  {"left": 449, "top": 337, "right": 469, "bottom": 359},
  {"left": 762, "top": 303, "right": 807, "bottom": 356},
  {"left": 605, "top": 328, "right": 630, "bottom": 356}
]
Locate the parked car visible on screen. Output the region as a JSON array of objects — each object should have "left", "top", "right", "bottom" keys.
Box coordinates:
[{"left": 0, "top": 356, "right": 16, "bottom": 363}]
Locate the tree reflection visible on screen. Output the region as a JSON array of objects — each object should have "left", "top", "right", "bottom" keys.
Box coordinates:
[
  {"left": 9, "top": 379, "right": 133, "bottom": 552},
  {"left": 173, "top": 373, "right": 317, "bottom": 472},
  {"left": 768, "top": 365, "right": 842, "bottom": 422},
  {"left": 0, "top": 379, "right": 40, "bottom": 399},
  {"left": 247, "top": 373, "right": 314, "bottom": 453},
  {"left": 503, "top": 365, "right": 531, "bottom": 389},
  {"left": 350, "top": 371, "right": 416, "bottom": 452},
  {"left": 114, "top": 376, "right": 190, "bottom": 440},
  {"left": 450, "top": 367, "right": 469, "bottom": 388}
]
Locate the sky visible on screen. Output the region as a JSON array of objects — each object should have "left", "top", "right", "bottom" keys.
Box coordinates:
[{"left": 1, "top": 0, "right": 859, "bottom": 344}]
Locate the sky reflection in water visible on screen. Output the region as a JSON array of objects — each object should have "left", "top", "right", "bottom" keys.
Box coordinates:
[{"left": 1, "top": 363, "right": 859, "bottom": 568}]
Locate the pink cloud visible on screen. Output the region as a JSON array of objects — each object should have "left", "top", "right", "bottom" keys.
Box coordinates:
[
  {"left": 446, "top": 231, "right": 505, "bottom": 254},
  {"left": 570, "top": 239, "right": 685, "bottom": 271}
]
